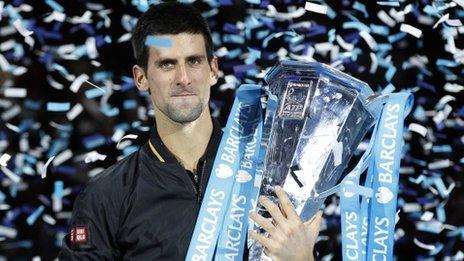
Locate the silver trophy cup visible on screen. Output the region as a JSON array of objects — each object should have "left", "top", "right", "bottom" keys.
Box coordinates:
[{"left": 249, "top": 60, "right": 384, "bottom": 260}]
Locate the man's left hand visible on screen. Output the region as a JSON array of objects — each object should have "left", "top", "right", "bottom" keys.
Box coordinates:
[{"left": 249, "top": 186, "right": 323, "bottom": 261}]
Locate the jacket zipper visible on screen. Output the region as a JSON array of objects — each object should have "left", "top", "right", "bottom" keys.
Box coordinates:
[
  {"left": 197, "top": 158, "right": 207, "bottom": 204},
  {"left": 188, "top": 171, "right": 198, "bottom": 198}
]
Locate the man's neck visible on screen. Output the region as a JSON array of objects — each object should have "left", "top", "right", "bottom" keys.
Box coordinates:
[{"left": 154, "top": 109, "right": 213, "bottom": 172}]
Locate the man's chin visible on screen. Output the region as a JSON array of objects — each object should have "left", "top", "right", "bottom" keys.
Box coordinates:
[{"left": 166, "top": 108, "right": 203, "bottom": 124}]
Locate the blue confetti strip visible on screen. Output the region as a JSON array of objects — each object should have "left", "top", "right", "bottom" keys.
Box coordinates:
[
  {"left": 46, "top": 102, "right": 71, "bottom": 112},
  {"left": 145, "top": 35, "right": 173, "bottom": 48}
]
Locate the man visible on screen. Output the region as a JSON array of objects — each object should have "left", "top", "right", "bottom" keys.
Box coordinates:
[{"left": 59, "top": 2, "right": 322, "bottom": 260}]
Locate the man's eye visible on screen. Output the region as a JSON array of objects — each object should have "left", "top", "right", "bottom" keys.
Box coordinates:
[
  {"left": 159, "top": 62, "right": 174, "bottom": 69},
  {"left": 189, "top": 58, "right": 202, "bottom": 65}
]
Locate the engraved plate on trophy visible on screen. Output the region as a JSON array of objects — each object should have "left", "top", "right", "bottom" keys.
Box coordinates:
[{"left": 278, "top": 81, "right": 313, "bottom": 120}]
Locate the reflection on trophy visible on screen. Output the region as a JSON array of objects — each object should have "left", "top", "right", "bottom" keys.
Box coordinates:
[{"left": 249, "top": 60, "right": 383, "bottom": 260}]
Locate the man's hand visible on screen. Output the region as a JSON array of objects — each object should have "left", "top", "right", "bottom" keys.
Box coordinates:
[{"left": 249, "top": 186, "right": 323, "bottom": 261}]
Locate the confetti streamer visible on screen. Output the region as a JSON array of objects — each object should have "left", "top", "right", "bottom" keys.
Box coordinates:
[
  {"left": 26, "top": 206, "right": 45, "bottom": 226},
  {"left": 4, "top": 88, "right": 27, "bottom": 98},
  {"left": 41, "top": 156, "right": 55, "bottom": 179},
  {"left": 145, "top": 35, "right": 173, "bottom": 47},
  {"left": 116, "top": 134, "right": 139, "bottom": 149},
  {"left": 304, "top": 2, "right": 328, "bottom": 15},
  {"left": 400, "top": 23, "right": 423, "bottom": 38},
  {"left": 66, "top": 103, "right": 83, "bottom": 121},
  {"left": 52, "top": 149, "right": 72, "bottom": 167},
  {"left": 46, "top": 102, "right": 71, "bottom": 112},
  {"left": 13, "top": 19, "right": 33, "bottom": 37},
  {"left": 69, "top": 74, "right": 90, "bottom": 93}
]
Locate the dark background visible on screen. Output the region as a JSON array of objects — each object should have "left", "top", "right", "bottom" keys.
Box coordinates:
[{"left": 0, "top": 0, "right": 463, "bottom": 259}]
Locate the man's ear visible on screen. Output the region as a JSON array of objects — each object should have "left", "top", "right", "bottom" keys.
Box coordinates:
[
  {"left": 132, "top": 65, "right": 149, "bottom": 91},
  {"left": 209, "top": 56, "right": 219, "bottom": 86}
]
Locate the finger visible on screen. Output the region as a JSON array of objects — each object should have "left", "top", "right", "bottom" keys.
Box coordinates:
[
  {"left": 274, "top": 186, "right": 299, "bottom": 220},
  {"left": 249, "top": 211, "right": 279, "bottom": 237},
  {"left": 259, "top": 196, "right": 286, "bottom": 226},
  {"left": 248, "top": 231, "right": 274, "bottom": 251},
  {"left": 304, "top": 210, "right": 323, "bottom": 234}
]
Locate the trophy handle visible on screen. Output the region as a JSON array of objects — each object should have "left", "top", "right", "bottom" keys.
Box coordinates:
[{"left": 365, "top": 93, "right": 389, "bottom": 119}]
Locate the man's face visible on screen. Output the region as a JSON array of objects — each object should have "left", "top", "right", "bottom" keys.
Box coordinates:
[{"left": 134, "top": 33, "right": 218, "bottom": 123}]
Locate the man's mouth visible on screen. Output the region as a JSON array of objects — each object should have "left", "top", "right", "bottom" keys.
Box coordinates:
[{"left": 171, "top": 92, "right": 196, "bottom": 97}]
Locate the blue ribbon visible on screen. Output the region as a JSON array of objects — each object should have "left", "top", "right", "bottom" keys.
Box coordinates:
[
  {"left": 340, "top": 92, "right": 413, "bottom": 261},
  {"left": 186, "top": 84, "right": 263, "bottom": 260},
  {"left": 365, "top": 93, "right": 413, "bottom": 260}
]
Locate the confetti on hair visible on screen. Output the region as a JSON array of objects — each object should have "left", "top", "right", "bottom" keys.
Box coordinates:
[{"left": 145, "top": 35, "right": 173, "bottom": 48}]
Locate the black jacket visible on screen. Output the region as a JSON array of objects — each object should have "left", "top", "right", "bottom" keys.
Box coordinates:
[{"left": 59, "top": 120, "right": 225, "bottom": 260}]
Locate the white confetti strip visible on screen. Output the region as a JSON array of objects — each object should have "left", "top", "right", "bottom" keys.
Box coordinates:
[
  {"left": 402, "top": 203, "right": 421, "bottom": 213},
  {"left": 0, "top": 53, "right": 10, "bottom": 72},
  {"left": 1, "top": 105, "right": 21, "bottom": 121},
  {"left": 0, "top": 39, "right": 15, "bottom": 51},
  {"left": 444, "top": 83, "right": 464, "bottom": 93},
  {"left": 86, "top": 37, "right": 98, "bottom": 59},
  {"left": 389, "top": 8, "right": 405, "bottom": 23},
  {"left": 420, "top": 211, "right": 434, "bottom": 221},
  {"left": 377, "top": 10, "right": 396, "bottom": 27},
  {"left": 0, "top": 1, "right": 4, "bottom": 22},
  {"left": 43, "top": 10, "right": 66, "bottom": 23},
  {"left": 42, "top": 156, "right": 55, "bottom": 179},
  {"left": 369, "top": 52, "right": 378, "bottom": 73},
  {"left": 4, "top": 88, "right": 27, "bottom": 98},
  {"left": 453, "top": 0, "right": 464, "bottom": 8},
  {"left": 69, "top": 74, "right": 89, "bottom": 93},
  {"left": 336, "top": 35, "right": 354, "bottom": 51},
  {"left": 13, "top": 19, "right": 33, "bottom": 37},
  {"left": 413, "top": 238, "right": 436, "bottom": 251},
  {"left": 0, "top": 225, "right": 17, "bottom": 238},
  {"left": 0, "top": 153, "right": 11, "bottom": 167},
  {"left": 1, "top": 166, "right": 21, "bottom": 183},
  {"left": 52, "top": 149, "right": 73, "bottom": 166},
  {"left": 447, "top": 19, "right": 463, "bottom": 27},
  {"left": 428, "top": 159, "right": 452, "bottom": 170},
  {"left": 66, "top": 103, "right": 83, "bottom": 121},
  {"left": 433, "top": 13, "right": 449, "bottom": 29},
  {"left": 117, "top": 32, "right": 132, "bottom": 43},
  {"left": 111, "top": 129, "right": 125, "bottom": 143},
  {"left": 46, "top": 75, "right": 64, "bottom": 90},
  {"left": 359, "top": 31, "right": 378, "bottom": 50},
  {"left": 42, "top": 214, "right": 56, "bottom": 225},
  {"left": 116, "top": 134, "right": 138, "bottom": 149},
  {"left": 437, "top": 95, "right": 456, "bottom": 108},
  {"left": 5, "top": 123, "right": 20, "bottom": 132},
  {"left": 304, "top": 2, "right": 327, "bottom": 15},
  {"left": 400, "top": 23, "right": 423, "bottom": 38},
  {"left": 88, "top": 167, "right": 104, "bottom": 178},
  {"left": 24, "top": 35, "right": 34, "bottom": 48},
  {"left": 84, "top": 151, "right": 107, "bottom": 163},
  {"left": 409, "top": 123, "right": 428, "bottom": 137}
]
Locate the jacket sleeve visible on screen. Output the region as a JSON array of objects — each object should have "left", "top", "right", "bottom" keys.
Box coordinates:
[{"left": 58, "top": 178, "right": 122, "bottom": 260}]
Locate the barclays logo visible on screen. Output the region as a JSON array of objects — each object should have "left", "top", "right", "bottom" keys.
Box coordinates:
[
  {"left": 216, "top": 163, "right": 233, "bottom": 179},
  {"left": 375, "top": 186, "right": 394, "bottom": 204},
  {"left": 235, "top": 170, "right": 252, "bottom": 183}
]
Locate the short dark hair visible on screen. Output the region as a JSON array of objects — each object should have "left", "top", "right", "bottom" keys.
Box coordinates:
[{"left": 131, "top": 2, "right": 214, "bottom": 69}]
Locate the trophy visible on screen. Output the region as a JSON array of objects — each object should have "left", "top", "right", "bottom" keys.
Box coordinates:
[{"left": 249, "top": 60, "right": 384, "bottom": 260}]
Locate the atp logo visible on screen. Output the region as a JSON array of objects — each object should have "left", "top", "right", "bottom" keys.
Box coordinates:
[
  {"left": 215, "top": 164, "right": 233, "bottom": 179},
  {"left": 375, "top": 186, "right": 394, "bottom": 204},
  {"left": 235, "top": 170, "right": 252, "bottom": 183}
]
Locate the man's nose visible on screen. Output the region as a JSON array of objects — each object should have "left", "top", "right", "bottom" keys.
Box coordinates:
[{"left": 175, "top": 64, "right": 191, "bottom": 87}]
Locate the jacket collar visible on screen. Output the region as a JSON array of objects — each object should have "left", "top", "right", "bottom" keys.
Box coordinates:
[{"left": 147, "top": 118, "right": 222, "bottom": 164}]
